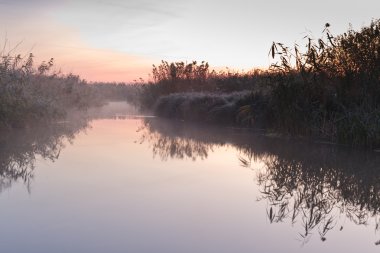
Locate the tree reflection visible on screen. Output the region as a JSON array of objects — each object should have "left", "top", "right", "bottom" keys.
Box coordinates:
[
  {"left": 0, "top": 117, "right": 90, "bottom": 192},
  {"left": 140, "top": 118, "right": 380, "bottom": 243}
]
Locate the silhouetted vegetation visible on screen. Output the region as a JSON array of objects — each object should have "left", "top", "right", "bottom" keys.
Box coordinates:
[
  {"left": 136, "top": 19, "right": 380, "bottom": 147},
  {"left": 154, "top": 91, "right": 270, "bottom": 126},
  {"left": 134, "top": 60, "right": 272, "bottom": 109},
  {"left": 267, "top": 20, "right": 380, "bottom": 147},
  {"left": 0, "top": 52, "right": 104, "bottom": 128}
]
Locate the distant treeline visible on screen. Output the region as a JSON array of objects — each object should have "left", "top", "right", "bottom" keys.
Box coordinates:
[
  {"left": 90, "top": 82, "right": 139, "bottom": 102},
  {"left": 132, "top": 19, "right": 380, "bottom": 148}
]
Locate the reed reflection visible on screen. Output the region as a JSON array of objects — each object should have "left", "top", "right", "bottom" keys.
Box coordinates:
[
  {"left": 140, "top": 118, "right": 380, "bottom": 244},
  {"left": 0, "top": 102, "right": 135, "bottom": 193},
  {"left": 253, "top": 145, "right": 380, "bottom": 243},
  {"left": 0, "top": 117, "right": 90, "bottom": 192},
  {"left": 138, "top": 118, "right": 220, "bottom": 160}
]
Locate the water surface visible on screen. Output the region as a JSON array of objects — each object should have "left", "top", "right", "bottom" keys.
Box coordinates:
[{"left": 0, "top": 102, "right": 379, "bottom": 253}]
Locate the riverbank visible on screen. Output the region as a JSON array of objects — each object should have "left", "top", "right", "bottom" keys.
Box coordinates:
[
  {"left": 0, "top": 54, "right": 102, "bottom": 128},
  {"left": 135, "top": 20, "right": 380, "bottom": 148},
  {"left": 0, "top": 53, "right": 137, "bottom": 129}
]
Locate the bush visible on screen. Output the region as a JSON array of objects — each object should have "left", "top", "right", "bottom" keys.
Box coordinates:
[{"left": 154, "top": 91, "right": 270, "bottom": 126}]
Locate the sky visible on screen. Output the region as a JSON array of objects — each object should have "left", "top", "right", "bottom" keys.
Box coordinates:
[{"left": 0, "top": 0, "right": 379, "bottom": 82}]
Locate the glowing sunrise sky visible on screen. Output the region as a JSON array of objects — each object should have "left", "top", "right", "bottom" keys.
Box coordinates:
[{"left": 0, "top": 0, "right": 379, "bottom": 82}]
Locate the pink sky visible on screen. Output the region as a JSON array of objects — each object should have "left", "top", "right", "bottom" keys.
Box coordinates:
[
  {"left": 1, "top": 0, "right": 379, "bottom": 83},
  {"left": 0, "top": 3, "right": 153, "bottom": 82}
]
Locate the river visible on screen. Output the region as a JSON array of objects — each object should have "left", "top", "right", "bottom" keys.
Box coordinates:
[{"left": 0, "top": 102, "right": 379, "bottom": 253}]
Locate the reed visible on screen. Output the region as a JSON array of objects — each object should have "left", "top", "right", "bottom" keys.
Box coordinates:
[
  {"left": 0, "top": 52, "right": 102, "bottom": 128},
  {"left": 138, "top": 19, "right": 380, "bottom": 147},
  {"left": 268, "top": 19, "right": 380, "bottom": 146}
]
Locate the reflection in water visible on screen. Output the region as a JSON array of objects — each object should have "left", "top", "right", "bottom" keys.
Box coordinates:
[
  {"left": 255, "top": 146, "right": 380, "bottom": 244},
  {"left": 4, "top": 105, "right": 380, "bottom": 246},
  {"left": 0, "top": 102, "right": 137, "bottom": 193},
  {"left": 138, "top": 118, "right": 219, "bottom": 160},
  {"left": 0, "top": 117, "right": 90, "bottom": 192},
  {"left": 140, "top": 118, "right": 380, "bottom": 244}
]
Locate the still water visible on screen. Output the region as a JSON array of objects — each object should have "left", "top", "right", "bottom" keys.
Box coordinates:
[{"left": 1, "top": 102, "right": 380, "bottom": 253}]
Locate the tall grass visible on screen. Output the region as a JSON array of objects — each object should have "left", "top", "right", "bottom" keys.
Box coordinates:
[
  {"left": 0, "top": 52, "right": 102, "bottom": 128},
  {"left": 267, "top": 20, "right": 380, "bottom": 146},
  {"left": 137, "top": 19, "right": 380, "bottom": 147},
  {"left": 135, "top": 60, "right": 272, "bottom": 109}
]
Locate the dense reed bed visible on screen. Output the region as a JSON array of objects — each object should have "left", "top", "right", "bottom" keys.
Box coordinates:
[
  {"left": 154, "top": 91, "right": 269, "bottom": 126},
  {"left": 0, "top": 53, "right": 104, "bottom": 128},
  {"left": 137, "top": 19, "right": 380, "bottom": 147},
  {"left": 134, "top": 61, "right": 272, "bottom": 109}
]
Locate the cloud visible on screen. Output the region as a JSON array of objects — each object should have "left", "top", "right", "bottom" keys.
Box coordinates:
[
  {"left": 0, "top": 0, "right": 67, "bottom": 8},
  {"left": 94, "top": 0, "right": 180, "bottom": 18},
  {"left": 50, "top": 0, "right": 185, "bottom": 58}
]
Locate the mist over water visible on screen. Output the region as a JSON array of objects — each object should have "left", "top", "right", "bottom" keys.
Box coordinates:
[{"left": 1, "top": 102, "right": 380, "bottom": 252}]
